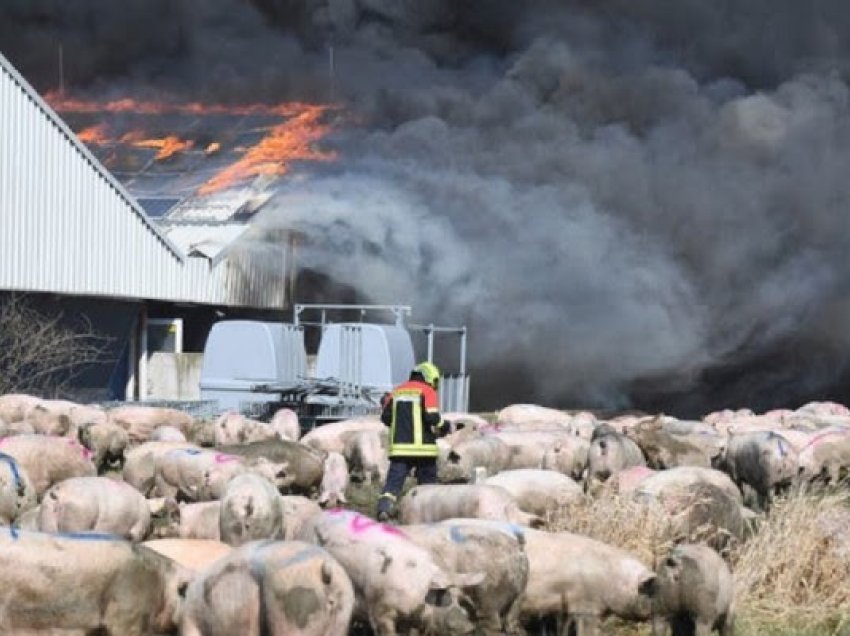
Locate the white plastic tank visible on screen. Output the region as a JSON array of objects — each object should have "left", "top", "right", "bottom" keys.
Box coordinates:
[{"left": 315, "top": 323, "right": 415, "bottom": 392}]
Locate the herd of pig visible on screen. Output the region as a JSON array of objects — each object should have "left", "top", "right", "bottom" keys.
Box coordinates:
[{"left": 0, "top": 395, "right": 847, "bottom": 635}]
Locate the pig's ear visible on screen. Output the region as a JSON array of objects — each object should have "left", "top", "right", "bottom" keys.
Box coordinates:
[{"left": 430, "top": 570, "right": 485, "bottom": 591}]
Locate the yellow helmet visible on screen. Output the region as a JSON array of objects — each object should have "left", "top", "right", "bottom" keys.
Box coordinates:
[{"left": 414, "top": 361, "right": 441, "bottom": 388}]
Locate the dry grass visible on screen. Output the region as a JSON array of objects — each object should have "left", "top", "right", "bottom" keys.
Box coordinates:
[{"left": 548, "top": 491, "right": 850, "bottom": 635}]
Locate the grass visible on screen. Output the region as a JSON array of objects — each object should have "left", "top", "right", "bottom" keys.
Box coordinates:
[{"left": 547, "top": 490, "right": 850, "bottom": 635}]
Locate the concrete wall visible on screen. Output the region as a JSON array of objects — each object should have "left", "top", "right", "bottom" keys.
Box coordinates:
[{"left": 147, "top": 352, "right": 203, "bottom": 400}]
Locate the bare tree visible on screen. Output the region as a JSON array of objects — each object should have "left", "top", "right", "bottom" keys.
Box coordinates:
[{"left": 0, "top": 295, "right": 111, "bottom": 397}]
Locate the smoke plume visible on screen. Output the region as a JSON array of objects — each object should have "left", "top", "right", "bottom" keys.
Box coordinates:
[{"left": 5, "top": 1, "right": 850, "bottom": 414}]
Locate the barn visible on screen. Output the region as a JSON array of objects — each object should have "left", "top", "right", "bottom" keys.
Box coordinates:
[{"left": 0, "top": 51, "right": 297, "bottom": 403}]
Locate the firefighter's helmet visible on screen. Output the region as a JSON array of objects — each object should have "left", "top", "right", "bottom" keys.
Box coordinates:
[{"left": 414, "top": 361, "right": 441, "bottom": 388}]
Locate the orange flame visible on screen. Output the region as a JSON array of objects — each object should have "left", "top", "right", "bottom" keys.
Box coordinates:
[
  {"left": 198, "top": 106, "right": 336, "bottom": 194},
  {"left": 45, "top": 92, "right": 338, "bottom": 194},
  {"left": 76, "top": 123, "right": 110, "bottom": 145},
  {"left": 131, "top": 135, "right": 194, "bottom": 161}
]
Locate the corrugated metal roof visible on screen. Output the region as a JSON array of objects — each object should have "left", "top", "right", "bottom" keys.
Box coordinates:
[
  {"left": 0, "top": 52, "right": 292, "bottom": 311},
  {"left": 0, "top": 53, "right": 183, "bottom": 261},
  {"left": 164, "top": 224, "right": 250, "bottom": 264}
]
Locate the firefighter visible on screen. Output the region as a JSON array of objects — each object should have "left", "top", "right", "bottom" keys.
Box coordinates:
[{"left": 376, "top": 361, "right": 450, "bottom": 522}]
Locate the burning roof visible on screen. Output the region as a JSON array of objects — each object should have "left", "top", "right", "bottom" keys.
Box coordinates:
[{"left": 45, "top": 91, "right": 338, "bottom": 222}]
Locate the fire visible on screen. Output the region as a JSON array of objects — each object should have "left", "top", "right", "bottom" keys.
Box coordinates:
[
  {"left": 131, "top": 135, "right": 194, "bottom": 161},
  {"left": 76, "top": 123, "right": 109, "bottom": 145},
  {"left": 46, "top": 91, "right": 338, "bottom": 195},
  {"left": 198, "top": 106, "right": 336, "bottom": 195}
]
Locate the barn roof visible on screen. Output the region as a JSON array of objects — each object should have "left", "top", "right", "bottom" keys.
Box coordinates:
[{"left": 0, "top": 52, "right": 291, "bottom": 310}]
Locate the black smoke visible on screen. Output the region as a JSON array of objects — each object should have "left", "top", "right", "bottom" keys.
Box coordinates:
[{"left": 5, "top": 1, "right": 850, "bottom": 415}]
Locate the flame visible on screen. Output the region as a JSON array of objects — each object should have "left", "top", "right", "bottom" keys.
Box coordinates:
[
  {"left": 76, "top": 123, "right": 110, "bottom": 145},
  {"left": 46, "top": 92, "right": 338, "bottom": 194},
  {"left": 198, "top": 106, "right": 336, "bottom": 194},
  {"left": 131, "top": 135, "right": 194, "bottom": 161}
]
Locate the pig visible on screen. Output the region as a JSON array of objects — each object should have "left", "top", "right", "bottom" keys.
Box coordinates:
[
  {"left": 0, "top": 417, "right": 35, "bottom": 436},
  {"left": 399, "top": 484, "right": 544, "bottom": 527},
  {"left": 122, "top": 441, "right": 198, "bottom": 496},
  {"left": 496, "top": 404, "right": 574, "bottom": 428},
  {"left": 0, "top": 451, "right": 37, "bottom": 524},
  {"left": 296, "top": 509, "right": 484, "bottom": 636},
  {"left": 108, "top": 405, "right": 195, "bottom": 443},
  {"left": 300, "top": 417, "right": 384, "bottom": 454},
  {"left": 651, "top": 544, "right": 735, "bottom": 636},
  {"left": 212, "top": 411, "right": 278, "bottom": 446},
  {"left": 721, "top": 431, "right": 798, "bottom": 509},
  {"left": 219, "top": 473, "right": 283, "bottom": 546},
  {"left": 154, "top": 448, "right": 250, "bottom": 501},
  {"left": 280, "top": 495, "right": 323, "bottom": 541},
  {"left": 482, "top": 469, "right": 584, "bottom": 518},
  {"left": 269, "top": 406, "right": 301, "bottom": 441},
  {"left": 625, "top": 418, "right": 722, "bottom": 469},
  {"left": 0, "top": 434, "right": 96, "bottom": 498},
  {"left": 39, "top": 476, "right": 151, "bottom": 542},
  {"left": 345, "top": 429, "right": 388, "bottom": 485},
  {"left": 520, "top": 527, "right": 656, "bottom": 634},
  {"left": 181, "top": 540, "right": 355, "bottom": 636},
  {"left": 0, "top": 393, "right": 42, "bottom": 423},
  {"left": 177, "top": 501, "right": 222, "bottom": 540},
  {"left": 318, "top": 451, "right": 349, "bottom": 508},
  {"left": 24, "top": 399, "right": 74, "bottom": 436},
  {"left": 586, "top": 428, "right": 647, "bottom": 490},
  {"left": 540, "top": 435, "right": 591, "bottom": 480},
  {"left": 492, "top": 430, "right": 582, "bottom": 470},
  {"left": 149, "top": 425, "right": 187, "bottom": 442},
  {"left": 77, "top": 420, "right": 130, "bottom": 470},
  {"left": 217, "top": 438, "right": 325, "bottom": 495},
  {"left": 797, "top": 427, "right": 850, "bottom": 484},
  {"left": 603, "top": 465, "right": 658, "bottom": 496},
  {"left": 13, "top": 504, "right": 41, "bottom": 530},
  {"left": 403, "top": 521, "right": 529, "bottom": 635},
  {"left": 635, "top": 466, "right": 743, "bottom": 505},
  {"left": 0, "top": 529, "right": 190, "bottom": 635},
  {"left": 438, "top": 436, "right": 512, "bottom": 483},
  {"left": 143, "top": 538, "right": 233, "bottom": 572},
  {"left": 107, "top": 405, "right": 195, "bottom": 444}
]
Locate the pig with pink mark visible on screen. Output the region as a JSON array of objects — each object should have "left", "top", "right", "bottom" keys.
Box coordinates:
[
  {"left": 154, "top": 448, "right": 246, "bottom": 501},
  {"left": 797, "top": 426, "right": 850, "bottom": 484},
  {"left": 318, "top": 451, "right": 349, "bottom": 508},
  {"left": 77, "top": 420, "right": 130, "bottom": 470},
  {"left": 296, "top": 509, "right": 484, "bottom": 636},
  {"left": 39, "top": 476, "right": 151, "bottom": 542},
  {"left": 0, "top": 434, "right": 96, "bottom": 498}
]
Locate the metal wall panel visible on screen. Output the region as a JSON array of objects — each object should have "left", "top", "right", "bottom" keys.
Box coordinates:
[{"left": 0, "top": 53, "right": 289, "bottom": 310}]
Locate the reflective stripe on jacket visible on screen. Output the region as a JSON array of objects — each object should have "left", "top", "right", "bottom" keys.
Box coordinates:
[{"left": 381, "top": 379, "right": 442, "bottom": 458}]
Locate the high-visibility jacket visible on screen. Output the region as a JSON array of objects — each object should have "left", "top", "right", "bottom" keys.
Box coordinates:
[{"left": 381, "top": 379, "right": 446, "bottom": 458}]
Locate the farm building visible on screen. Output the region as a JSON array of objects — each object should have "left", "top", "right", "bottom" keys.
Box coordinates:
[{"left": 0, "top": 51, "right": 300, "bottom": 403}]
